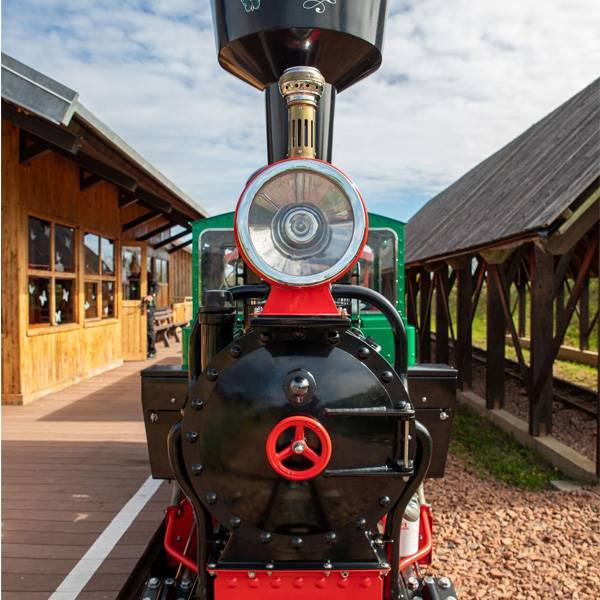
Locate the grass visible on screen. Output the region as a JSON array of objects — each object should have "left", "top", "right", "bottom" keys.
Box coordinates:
[{"left": 450, "top": 404, "right": 560, "bottom": 491}]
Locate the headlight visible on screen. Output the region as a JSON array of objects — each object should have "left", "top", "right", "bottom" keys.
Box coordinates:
[{"left": 235, "top": 159, "right": 367, "bottom": 286}]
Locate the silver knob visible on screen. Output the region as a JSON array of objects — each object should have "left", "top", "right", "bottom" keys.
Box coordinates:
[
  {"left": 292, "top": 440, "right": 307, "bottom": 455},
  {"left": 290, "top": 376, "right": 310, "bottom": 398}
]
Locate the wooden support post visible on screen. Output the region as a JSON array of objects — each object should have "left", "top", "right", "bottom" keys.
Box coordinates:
[
  {"left": 456, "top": 257, "right": 473, "bottom": 390},
  {"left": 530, "top": 246, "right": 554, "bottom": 436},
  {"left": 486, "top": 264, "right": 505, "bottom": 409},
  {"left": 555, "top": 280, "right": 565, "bottom": 336},
  {"left": 435, "top": 265, "right": 450, "bottom": 364},
  {"left": 579, "top": 278, "right": 590, "bottom": 350},
  {"left": 419, "top": 269, "right": 432, "bottom": 362},
  {"left": 518, "top": 283, "right": 527, "bottom": 337}
]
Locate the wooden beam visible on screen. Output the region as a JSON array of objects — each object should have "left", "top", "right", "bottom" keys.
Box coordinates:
[
  {"left": 122, "top": 210, "right": 161, "bottom": 233},
  {"left": 435, "top": 265, "right": 450, "bottom": 364},
  {"left": 119, "top": 191, "right": 138, "bottom": 209},
  {"left": 456, "top": 257, "right": 473, "bottom": 390},
  {"left": 418, "top": 269, "right": 433, "bottom": 362},
  {"left": 469, "top": 258, "right": 486, "bottom": 324},
  {"left": 136, "top": 222, "right": 173, "bottom": 242},
  {"left": 135, "top": 189, "right": 172, "bottom": 215},
  {"left": 79, "top": 168, "right": 101, "bottom": 191},
  {"left": 153, "top": 228, "right": 190, "bottom": 249},
  {"left": 530, "top": 246, "right": 554, "bottom": 436},
  {"left": 518, "top": 282, "right": 527, "bottom": 337},
  {"left": 579, "top": 278, "right": 590, "bottom": 350},
  {"left": 168, "top": 238, "right": 192, "bottom": 254},
  {"left": 18, "top": 130, "right": 50, "bottom": 164},
  {"left": 486, "top": 263, "right": 505, "bottom": 409},
  {"left": 3, "top": 102, "right": 80, "bottom": 154}
]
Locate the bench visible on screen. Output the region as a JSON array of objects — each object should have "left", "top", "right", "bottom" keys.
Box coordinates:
[{"left": 153, "top": 308, "right": 187, "bottom": 348}]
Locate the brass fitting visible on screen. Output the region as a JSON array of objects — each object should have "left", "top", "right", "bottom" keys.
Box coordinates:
[{"left": 279, "top": 66, "right": 325, "bottom": 159}]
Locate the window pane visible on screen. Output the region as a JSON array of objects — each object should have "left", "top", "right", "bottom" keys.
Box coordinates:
[
  {"left": 199, "top": 230, "right": 237, "bottom": 294},
  {"left": 102, "top": 281, "right": 115, "bottom": 318},
  {"left": 155, "top": 258, "right": 168, "bottom": 283},
  {"left": 84, "top": 233, "right": 100, "bottom": 275},
  {"left": 101, "top": 237, "right": 115, "bottom": 275},
  {"left": 55, "top": 225, "right": 75, "bottom": 273},
  {"left": 84, "top": 282, "right": 98, "bottom": 319},
  {"left": 122, "top": 246, "right": 142, "bottom": 300},
  {"left": 28, "top": 217, "right": 51, "bottom": 270},
  {"left": 358, "top": 229, "right": 397, "bottom": 312},
  {"left": 55, "top": 279, "right": 75, "bottom": 324},
  {"left": 28, "top": 277, "right": 50, "bottom": 324}
]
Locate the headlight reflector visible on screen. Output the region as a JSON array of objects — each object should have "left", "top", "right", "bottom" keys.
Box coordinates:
[{"left": 236, "top": 159, "right": 367, "bottom": 286}]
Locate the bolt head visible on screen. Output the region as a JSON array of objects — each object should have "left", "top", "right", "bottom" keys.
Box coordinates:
[
  {"left": 259, "top": 531, "right": 272, "bottom": 544},
  {"left": 148, "top": 577, "right": 160, "bottom": 589},
  {"left": 355, "top": 517, "right": 367, "bottom": 530},
  {"left": 379, "top": 495, "right": 391, "bottom": 507},
  {"left": 438, "top": 577, "right": 452, "bottom": 589},
  {"left": 229, "top": 516, "right": 242, "bottom": 528},
  {"left": 292, "top": 440, "right": 306, "bottom": 455},
  {"left": 325, "top": 531, "right": 337, "bottom": 544},
  {"left": 149, "top": 411, "right": 159, "bottom": 423},
  {"left": 191, "top": 464, "right": 203, "bottom": 475},
  {"left": 291, "top": 536, "right": 304, "bottom": 549},
  {"left": 358, "top": 347, "right": 371, "bottom": 360},
  {"left": 230, "top": 345, "right": 242, "bottom": 358},
  {"left": 380, "top": 371, "right": 394, "bottom": 383},
  {"left": 206, "top": 368, "right": 219, "bottom": 381},
  {"left": 186, "top": 431, "right": 198, "bottom": 443},
  {"left": 406, "top": 576, "right": 419, "bottom": 591},
  {"left": 191, "top": 399, "right": 204, "bottom": 410},
  {"left": 206, "top": 492, "right": 218, "bottom": 505}
]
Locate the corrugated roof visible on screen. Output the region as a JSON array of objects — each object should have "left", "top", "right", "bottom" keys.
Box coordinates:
[
  {"left": 1, "top": 53, "right": 209, "bottom": 219},
  {"left": 406, "top": 78, "right": 600, "bottom": 265}
]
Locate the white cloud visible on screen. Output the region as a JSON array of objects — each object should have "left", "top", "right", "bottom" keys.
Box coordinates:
[{"left": 2, "top": 0, "right": 599, "bottom": 220}]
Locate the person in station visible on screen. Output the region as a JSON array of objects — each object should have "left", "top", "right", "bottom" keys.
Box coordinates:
[{"left": 145, "top": 278, "right": 159, "bottom": 359}]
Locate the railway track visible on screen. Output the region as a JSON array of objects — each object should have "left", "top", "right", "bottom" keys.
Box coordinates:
[{"left": 470, "top": 347, "right": 598, "bottom": 418}]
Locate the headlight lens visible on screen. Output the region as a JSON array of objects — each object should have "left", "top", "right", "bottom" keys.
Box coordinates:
[{"left": 236, "top": 159, "right": 367, "bottom": 286}]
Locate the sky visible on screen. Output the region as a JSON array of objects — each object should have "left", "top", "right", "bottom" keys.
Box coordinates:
[{"left": 2, "top": 0, "right": 599, "bottom": 221}]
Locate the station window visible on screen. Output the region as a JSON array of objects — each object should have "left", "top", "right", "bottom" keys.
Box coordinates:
[
  {"left": 122, "top": 246, "right": 143, "bottom": 300},
  {"left": 83, "top": 232, "right": 117, "bottom": 319},
  {"left": 27, "top": 216, "right": 77, "bottom": 327}
]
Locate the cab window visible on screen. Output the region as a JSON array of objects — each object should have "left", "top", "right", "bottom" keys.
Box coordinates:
[
  {"left": 358, "top": 228, "right": 397, "bottom": 309},
  {"left": 199, "top": 230, "right": 238, "bottom": 295}
]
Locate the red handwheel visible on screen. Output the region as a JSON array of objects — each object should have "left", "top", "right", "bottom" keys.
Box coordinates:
[{"left": 266, "top": 415, "right": 332, "bottom": 481}]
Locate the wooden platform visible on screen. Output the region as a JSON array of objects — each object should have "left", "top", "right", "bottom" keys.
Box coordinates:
[{"left": 1, "top": 345, "right": 181, "bottom": 599}]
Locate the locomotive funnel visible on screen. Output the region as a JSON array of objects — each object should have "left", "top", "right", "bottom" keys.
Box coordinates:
[{"left": 211, "top": 0, "right": 388, "bottom": 92}]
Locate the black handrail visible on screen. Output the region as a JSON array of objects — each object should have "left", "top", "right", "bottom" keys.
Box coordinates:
[{"left": 331, "top": 284, "right": 408, "bottom": 376}]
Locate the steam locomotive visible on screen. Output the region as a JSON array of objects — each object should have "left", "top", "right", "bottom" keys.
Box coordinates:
[{"left": 131, "top": 2, "right": 458, "bottom": 599}]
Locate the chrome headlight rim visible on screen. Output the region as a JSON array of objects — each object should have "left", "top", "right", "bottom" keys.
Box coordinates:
[{"left": 235, "top": 158, "right": 367, "bottom": 287}]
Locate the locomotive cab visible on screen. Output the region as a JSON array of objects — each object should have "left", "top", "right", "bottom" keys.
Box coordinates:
[{"left": 137, "top": 2, "right": 459, "bottom": 599}]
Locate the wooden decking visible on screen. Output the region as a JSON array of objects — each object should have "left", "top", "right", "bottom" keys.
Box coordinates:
[{"left": 2, "top": 345, "right": 181, "bottom": 599}]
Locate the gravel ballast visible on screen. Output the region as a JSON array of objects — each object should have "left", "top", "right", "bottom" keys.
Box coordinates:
[{"left": 424, "top": 455, "right": 600, "bottom": 598}]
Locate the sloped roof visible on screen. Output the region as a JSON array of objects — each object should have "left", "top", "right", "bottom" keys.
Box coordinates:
[
  {"left": 406, "top": 78, "right": 600, "bottom": 265},
  {"left": 1, "top": 53, "right": 208, "bottom": 223}
]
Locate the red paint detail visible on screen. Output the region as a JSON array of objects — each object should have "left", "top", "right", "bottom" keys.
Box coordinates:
[
  {"left": 164, "top": 501, "right": 198, "bottom": 574},
  {"left": 266, "top": 415, "right": 332, "bottom": 481},
  {"left": 234, "top": 157, "right": 369, "bottom": 317},
  {"left": 261, "top": 283, "right": 340, "bottom": 316},
  {"left": 361, "top": 577, "right": 373, "bottom": 588},
  {"left": 249, "top": 578, "right": 260, "bottom": 588},
  {"left": 398, "top": 505, "right": 433, "bottom": 573},
  {"left": 418, "top": 504, "right": 434, "bottom": 565},
  {"left": 227, "top": 578, "right": 238, "bottom": 589},
  {"left": 214, "top": 570, "right": 384, "bottom": 600}
]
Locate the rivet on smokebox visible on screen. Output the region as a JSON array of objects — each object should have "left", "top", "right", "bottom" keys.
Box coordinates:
[
  {"left": 206, "top": 368, "right": 219, "bottom": 381},
  {"left": 355, "top": 517, "right": 367, "bottom": 529},
  {"left": 191, "top": 399, "right": 203, "bottom": 410},
  {"left": 230, "top": 345, "right": 242, "bottom": 358},
  {"left": 229, "top": 516, "right": 242, "bottom": 528},
  {"left": 379, "top": 495, "right": 391, "bottom": 507},
  {"left": 360, "top": 577, "right": 373, "bottom": 588},
  {"left": 206, "top": 492, "right": 218, "bottom": 505},
  {"left": 325, "top": 531, "right": 337, "bottom": 544},
  {"left": 327, "top": 330, "right": 340, "bottom": 343},
  {"left": 186, "top": 431, "right": 198, "bottom": 443},
  {"left": 358, "top": 347, "right": 370, "bottom": 360},
  {"left": 291, "top": 536, "right": 304, "bottom": 549},
  {"left": 191, "top": 464, "right": 203, "bottom": 475},
  {"left": 259, "top": 531, "right": 272, "bottom": 544},
  {"left": 380, "top": 370, "right": 394, "bottom": 383}
]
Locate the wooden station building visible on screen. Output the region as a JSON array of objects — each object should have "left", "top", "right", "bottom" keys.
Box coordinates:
[
  {"left": 405, "top": 77, "right": 599, "bottom": 477},
  {"left": 1, "top": 54, "right": 207, "bottom": 405}
]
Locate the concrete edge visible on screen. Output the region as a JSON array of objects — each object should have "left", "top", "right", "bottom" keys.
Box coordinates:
[{"left": 458, "top": 390, "right": 599, "bottom": 485}]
